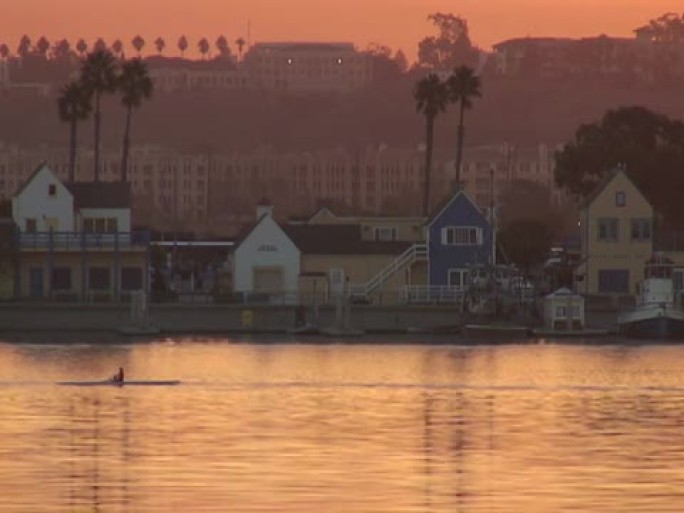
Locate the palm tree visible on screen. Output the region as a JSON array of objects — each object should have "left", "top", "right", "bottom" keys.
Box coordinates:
[
  {"left": 215, "top": 35, "right": 229, "bottom": 57},
  {"left": 80, "top": 50, "right": 118, "bottom": 182},
  {"left": 0, "top": 44, "right": 9, "bottom": 60},
  {"left": 154, "top": 37, "right": 165, "bottom": 55},
  {"left": 93, "top": 38, "right": 107, "bottom": 52},
  {"left": 198, "top": 38, "right": 210, "bottom": 59},
  {"left": 76, "top": 39, "right": 88, "bottom": 57},
  {"left": 118, "top": 58, "right": 153, "bottom": 182},
  {"left": 111, "top": 39, "right": 124, "bottom": 59},
  {"left": 178, "top": 35, "right": 188, "bottom": 57},
  {"left": 446, "top": 65, "right": 482, "bottom": 187},
  {"left": 132, "top": 35, "right": 145, "bottom": 56},
  {"left": 52, "top": 39, "right": 71, "bottom": 60},
  {"left": 235, "top": 37, "right": 246, "bottom": 61},
  {"left": 57, "top": 80, "right": 92, "bottom": 182},
  {"left": 35, "top": 36, "right": 50, "bottom": 58},
  {"left": 414, "top": 73, "right": 448, "bottom": 216},
  {"left": 17, "top": 35, "right": 31, "bottom": 57}
]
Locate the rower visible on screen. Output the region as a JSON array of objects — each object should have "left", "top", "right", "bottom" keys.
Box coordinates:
[{"left": 111, "top": 367, "right": 124, "bottom": 383}]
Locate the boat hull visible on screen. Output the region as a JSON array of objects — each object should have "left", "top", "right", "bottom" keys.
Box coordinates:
[{"left": 618, "top": 309, "right": 684, "bottom": 340}]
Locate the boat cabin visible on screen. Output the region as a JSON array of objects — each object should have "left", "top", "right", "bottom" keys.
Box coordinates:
[{"left": 638, "top": 254, "right": 676, "bottom": 307}]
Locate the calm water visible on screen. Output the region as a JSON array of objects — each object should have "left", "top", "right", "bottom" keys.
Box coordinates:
[{"left": 1, "top": 336, "right": 684, "bottom": 512}]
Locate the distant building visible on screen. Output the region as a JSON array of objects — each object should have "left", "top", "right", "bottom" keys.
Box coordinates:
[{"left": 243, "top": 42, "right": 373, "bottom": 92}]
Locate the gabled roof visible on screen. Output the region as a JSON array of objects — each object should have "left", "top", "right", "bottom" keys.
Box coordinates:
[
  {"left": 14, "top": 161, "right": 51, "bottom": 197},
  {"left": 426, "top": 188, "right": 488, "bottom": 228},
  {"left": 65, "top": 182, "right": 131, "bottom": 209},
  {"left": 578, "top": 167, "right": 651, "bottom": 210},
  {"left": 285, "top": 223, "right": 411, "bottom": 255},
  {"left": 233, "top": 212, "right": 281, "bottom": 249}
]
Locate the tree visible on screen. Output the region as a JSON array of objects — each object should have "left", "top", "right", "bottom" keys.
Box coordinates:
[
  {"left": 198, "top": 38, "right": 210, "bottom": 59},
  {"left": 17, "top": 35, "right": 31, "bottom": 57},
  {"left": 498, "top": 219, "right": 553, "bottom": 274},
  {"left": 446, "top": 65, "right": 482, "bottom": 187},
  {"left": 178, "top": 35, "right": 188, "bottom": 57},
  {"left": 635, "top": 13, "right": 684, "bottom": 43},
  {"left": 76, "top": 39, "right": 88, "bottom": 56},
  {"left": 93, "top": 38, "right": 107, "bottom": 52},
  {"left": 394, "top": 50, "right": 409, "bottom": 73},
  {"left": 111, "top": 39, "right": 124, "bottom": 58},
  {"left": 118, "top": 58, "right": 153, "bottom": 182},
  {"left": 80, "top": 49, "right": 118, "bottom": 182},
  {"left": 417, "top": 13, "right": 479, "bottom": 70},
  {"left": 235, "top": 37, "right": 246, "bottom": 61},
  {"left": 0, "top": 44, "right": 9, "bottom": 60},
  {"left": 366, "top": 42, "right": 403, "bottom": 82},
  {"left": 414, "top": 73, "right": 448, "bottom": 216},
  {"left": 132, "top": 35, "right": 145, "bottom": 56},
  {"left": 52, "top": 39, "right": 71, "bottom": 60},
  {"left": 154, "top": 36, "right": 165, "bottom": 55},
  {"left": 555, "top": 106, "right": 684, "bottom": 227},
  {"left": 215, "top": 35, "right": 229, "bottom": 57},
  {"left": 35, "top": 36, "right": 50, "bottom": 57},
  {"left": 57, "top": 80, "right": 92, "bottom": 182}
]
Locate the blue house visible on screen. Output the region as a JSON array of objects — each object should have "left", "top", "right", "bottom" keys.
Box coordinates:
[{"left": 426, "top": 189, "right": 493, "bottom": 288}]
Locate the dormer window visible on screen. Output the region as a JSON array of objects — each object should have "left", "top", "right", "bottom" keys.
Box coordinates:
[
  {"left": 48, "top": 184, "right": 56, "bottom": 196},
  {"left": 615, "top": 191, "right": 625, "bottom": 207}
]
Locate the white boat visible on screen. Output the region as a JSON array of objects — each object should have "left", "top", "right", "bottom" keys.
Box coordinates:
[{"left": 618, "top": 254, "right": 684, "bottom": 339}]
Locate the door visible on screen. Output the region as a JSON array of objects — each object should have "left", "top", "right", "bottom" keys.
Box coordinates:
[
  {"left": 253, "top": 267, "right": 284, "bottom": 293},
  {"left": 29, "top": 268, "right": 44, "bottom": 298}
]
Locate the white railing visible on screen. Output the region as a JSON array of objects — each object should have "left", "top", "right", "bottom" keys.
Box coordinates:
[
  {"left": 19, "top": 231, "right": 149, "bottom": 250},
  {"left": 403, "top": 285, "right": 466, "bottom": 304},
  {"left": 350, "top": 243, "right": 427, "bottom": 298}
]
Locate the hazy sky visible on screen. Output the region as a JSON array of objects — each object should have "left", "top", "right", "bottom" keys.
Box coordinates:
[{"left": 2, "top": 0, "right": 682, "bottom": 61}]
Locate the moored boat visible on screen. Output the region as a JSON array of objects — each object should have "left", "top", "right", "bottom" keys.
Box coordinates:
[{"left": 618, "top": 254, "right": 684, "bottom": 339}]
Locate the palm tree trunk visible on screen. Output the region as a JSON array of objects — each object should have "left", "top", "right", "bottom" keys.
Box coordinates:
[
  {"left": 423, "top": 114, "right": 435, "bottom": 217},
  {"left": 121, "top": 106, "right": 132, "bottom": 182},
  {"left": 93, "top": 92, "right": 101, "bottom": 182},
  {"left": 69, "top": 118, "right": 77, "bottom": 182},
  {"left": 454, "top": 101, "right": 466, "bottom": 190}
]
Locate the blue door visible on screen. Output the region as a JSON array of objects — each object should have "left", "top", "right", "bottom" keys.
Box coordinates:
[{"left": 29, "top": 268, "right": 44, "bottom": 298}]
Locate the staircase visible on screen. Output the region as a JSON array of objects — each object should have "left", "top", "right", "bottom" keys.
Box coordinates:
[{"left": 350, "top": 243, "right": 427, "bottom": 299}]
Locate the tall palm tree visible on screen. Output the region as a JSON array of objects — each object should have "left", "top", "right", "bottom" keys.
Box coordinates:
[
  {"left": 215, "top": 35, "right": 229, "bottom": 57},
  {"left": 111, "top": 39, "right": 124, "bottom": 59},
  {"left": 58, "top": 80, "right": 92, "bottom": 182},
  {"left": 80, "top": 49, "right": 118, "bottom": 182},
  {"left": 118, "top": 59, "right": 153, "bottom": 182},
  {"left": 35, "top": 36, "right": 50, "bottom": 58},
  {"left": 446, "top": 65, "right": 482, "bottom": 188},
  {"left": 198, "top": 38, "right": 210, "bottom": 59},
  {"left": 154, "top": 36, "right": 165, "bottom": 55},
  {"left": 235, "top": 37, "right": 246, "bottom": 61},
  {"left": 178, "top": 35, "right": 188, "bottom": 58},
  {"left": 414, "top": 73, "right": 448, "bottom": 216},
  {"left": 17, "top": 35, "right": 31, "bottom": 57},
  {"left": 76, "top": 39, "right": 88, "bottom": 57},
  {"left": 132, "top": 35, "right": 145, "bottom": 56},
  {"left": 93, "top": 38, "right": 108, "bottom": 52}
]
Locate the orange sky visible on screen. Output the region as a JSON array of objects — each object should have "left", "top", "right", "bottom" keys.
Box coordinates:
[{"left": 2, "top": 0, "right": 682, "bottom": 61}]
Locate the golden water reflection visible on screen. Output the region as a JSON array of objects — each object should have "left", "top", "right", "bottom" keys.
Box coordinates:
[{"left": 1, "top": 338, "right": 684, "bottom": 512}]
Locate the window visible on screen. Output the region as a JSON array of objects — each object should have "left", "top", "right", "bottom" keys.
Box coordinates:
[
  {"left": 448, "top": 269, "right": 468, "bottom": 287},
  {"left": 373, "top": 227, "right": 398, "bottom": 241},
  {"left": 597, "top": 218, "right": 619, "bottom": 242},
  {"left": 631, "top": 218, "right": 651, "bottom": 241},
  {"left": 95, "top": 218, "right": 106, "bottom": 233},
  {"left": 615, "top": 191, "right": 626, "bottom": 207},
  {"left": 48, "top": 184, "right": 56, "bottom": 196},
  {"left": 52, "top": 267, "right": 72, "bottom": 291},
  {"left": 89, "top": 267, "right": 110, "bottom": 290},
  {"left": 121, "top": 267, "right": 143, "bottom": 291},
  {"left": 442, "top": 226, "right": 482, "bottom": 246},
  {"left": 83, "top": 218, "right": 94, "bottom": 233},
  {"left": 555, "top": 306, "right": 568, "bottom": 318},
  {"left": 26, "top": 218, "right": 37, "bottom": 233},
  {"left": 598, "top": 269, "right": 629, "bottom": 294},
  {"left": 106, "top": 218, "right": 118, "bottom": 233}
]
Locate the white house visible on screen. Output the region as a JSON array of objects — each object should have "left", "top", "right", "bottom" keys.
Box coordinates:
[{"left": 233, "top": 205, "right": 300, "bottom": 299}]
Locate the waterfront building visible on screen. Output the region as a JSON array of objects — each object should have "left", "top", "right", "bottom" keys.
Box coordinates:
[
  {"left": 10, "top": 164, "right": 149, "bottom": 301},
  {"left": 576, "top": 167, "right": 653, "bottom": 297}
]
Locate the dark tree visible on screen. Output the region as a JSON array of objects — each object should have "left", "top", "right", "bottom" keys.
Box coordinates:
[
  {"left": 198, "top": 38, "right": 210, "bottom": 59},
  {"left": 0, "top": 44, "right": 9, "bottom": 60},
  {"left": 57, "top": 80, "right": 92, "bottom": 182},
  {"left": 93, "top": 38, "right": 107, "bottom": 52},
  {"left": 499, "top": 219, "right": 553, "bottom": 274},
  {"left": 178, "top": 35, "right": 188, "bottom": 57},
  {"left": 555, "top": 106, "right": 684, "bottom": 227},
  {"left": 215, "top": 35, "right": 230, "bottom": 57},
  {"left": 154, "top": 37, "right": 165, "bottom": 55},
  {"left": 417, "top": 13, "right": 479, "bottom": 70},
  {"left": 17, "top": 35, "right": 31, "bottom": 57},
  {"left": 35, "top": 36, "right": 50, "bottom": 57},
  {"left": 235, "top": 37, "right": 246, "bottom": 61},
  {"left": 414, "top": 73, "right": 448, "bottom": 216},
  {"left": 111, "top": 39, "right": 124, "bottom": 58},
  {"left": 76, "top": 39, "right": 88, "bottom": 56},
  {"left": 446, "top": 65, "right": 481, "bottom": 187},
  {"left": 132, "top": 35, "right": 145, "bottom": 56}
]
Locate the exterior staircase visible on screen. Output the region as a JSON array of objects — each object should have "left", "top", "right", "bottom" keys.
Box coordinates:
[{"left": 350, "top": 243, "right": 427, "bottom": 299}]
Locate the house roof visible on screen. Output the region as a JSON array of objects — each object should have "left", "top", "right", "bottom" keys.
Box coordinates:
[
  {"left": 65, "top": 181, "right": 131, "bottom": 209},
  {"left": 285, "top": 223, "right": 411, "bottom": 255},
  {"left": 578, "top": 167, "right": 651, "bottom": 210},
  {"left": 426, "top": 187, "right": 487, "bottom": 228},
  {"left": 14, "top": 161, "right": 49, "bottom": 197}
]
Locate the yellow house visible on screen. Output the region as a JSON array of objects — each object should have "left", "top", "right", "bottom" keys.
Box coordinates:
[
  {"left": 576, "top": 168, "right": 653, "bottom": 296},
  {"left": 306, "top": 207, "right": 426, "bottom": 242}
]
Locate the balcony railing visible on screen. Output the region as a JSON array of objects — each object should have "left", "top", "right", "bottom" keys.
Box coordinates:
[{"left": 18, "top": 231, "right": 150, "bottom": 250}]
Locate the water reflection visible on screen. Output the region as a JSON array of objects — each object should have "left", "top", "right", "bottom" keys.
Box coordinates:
[{"left": 1, "top": 339, "right": 684, "bottom": 511}]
